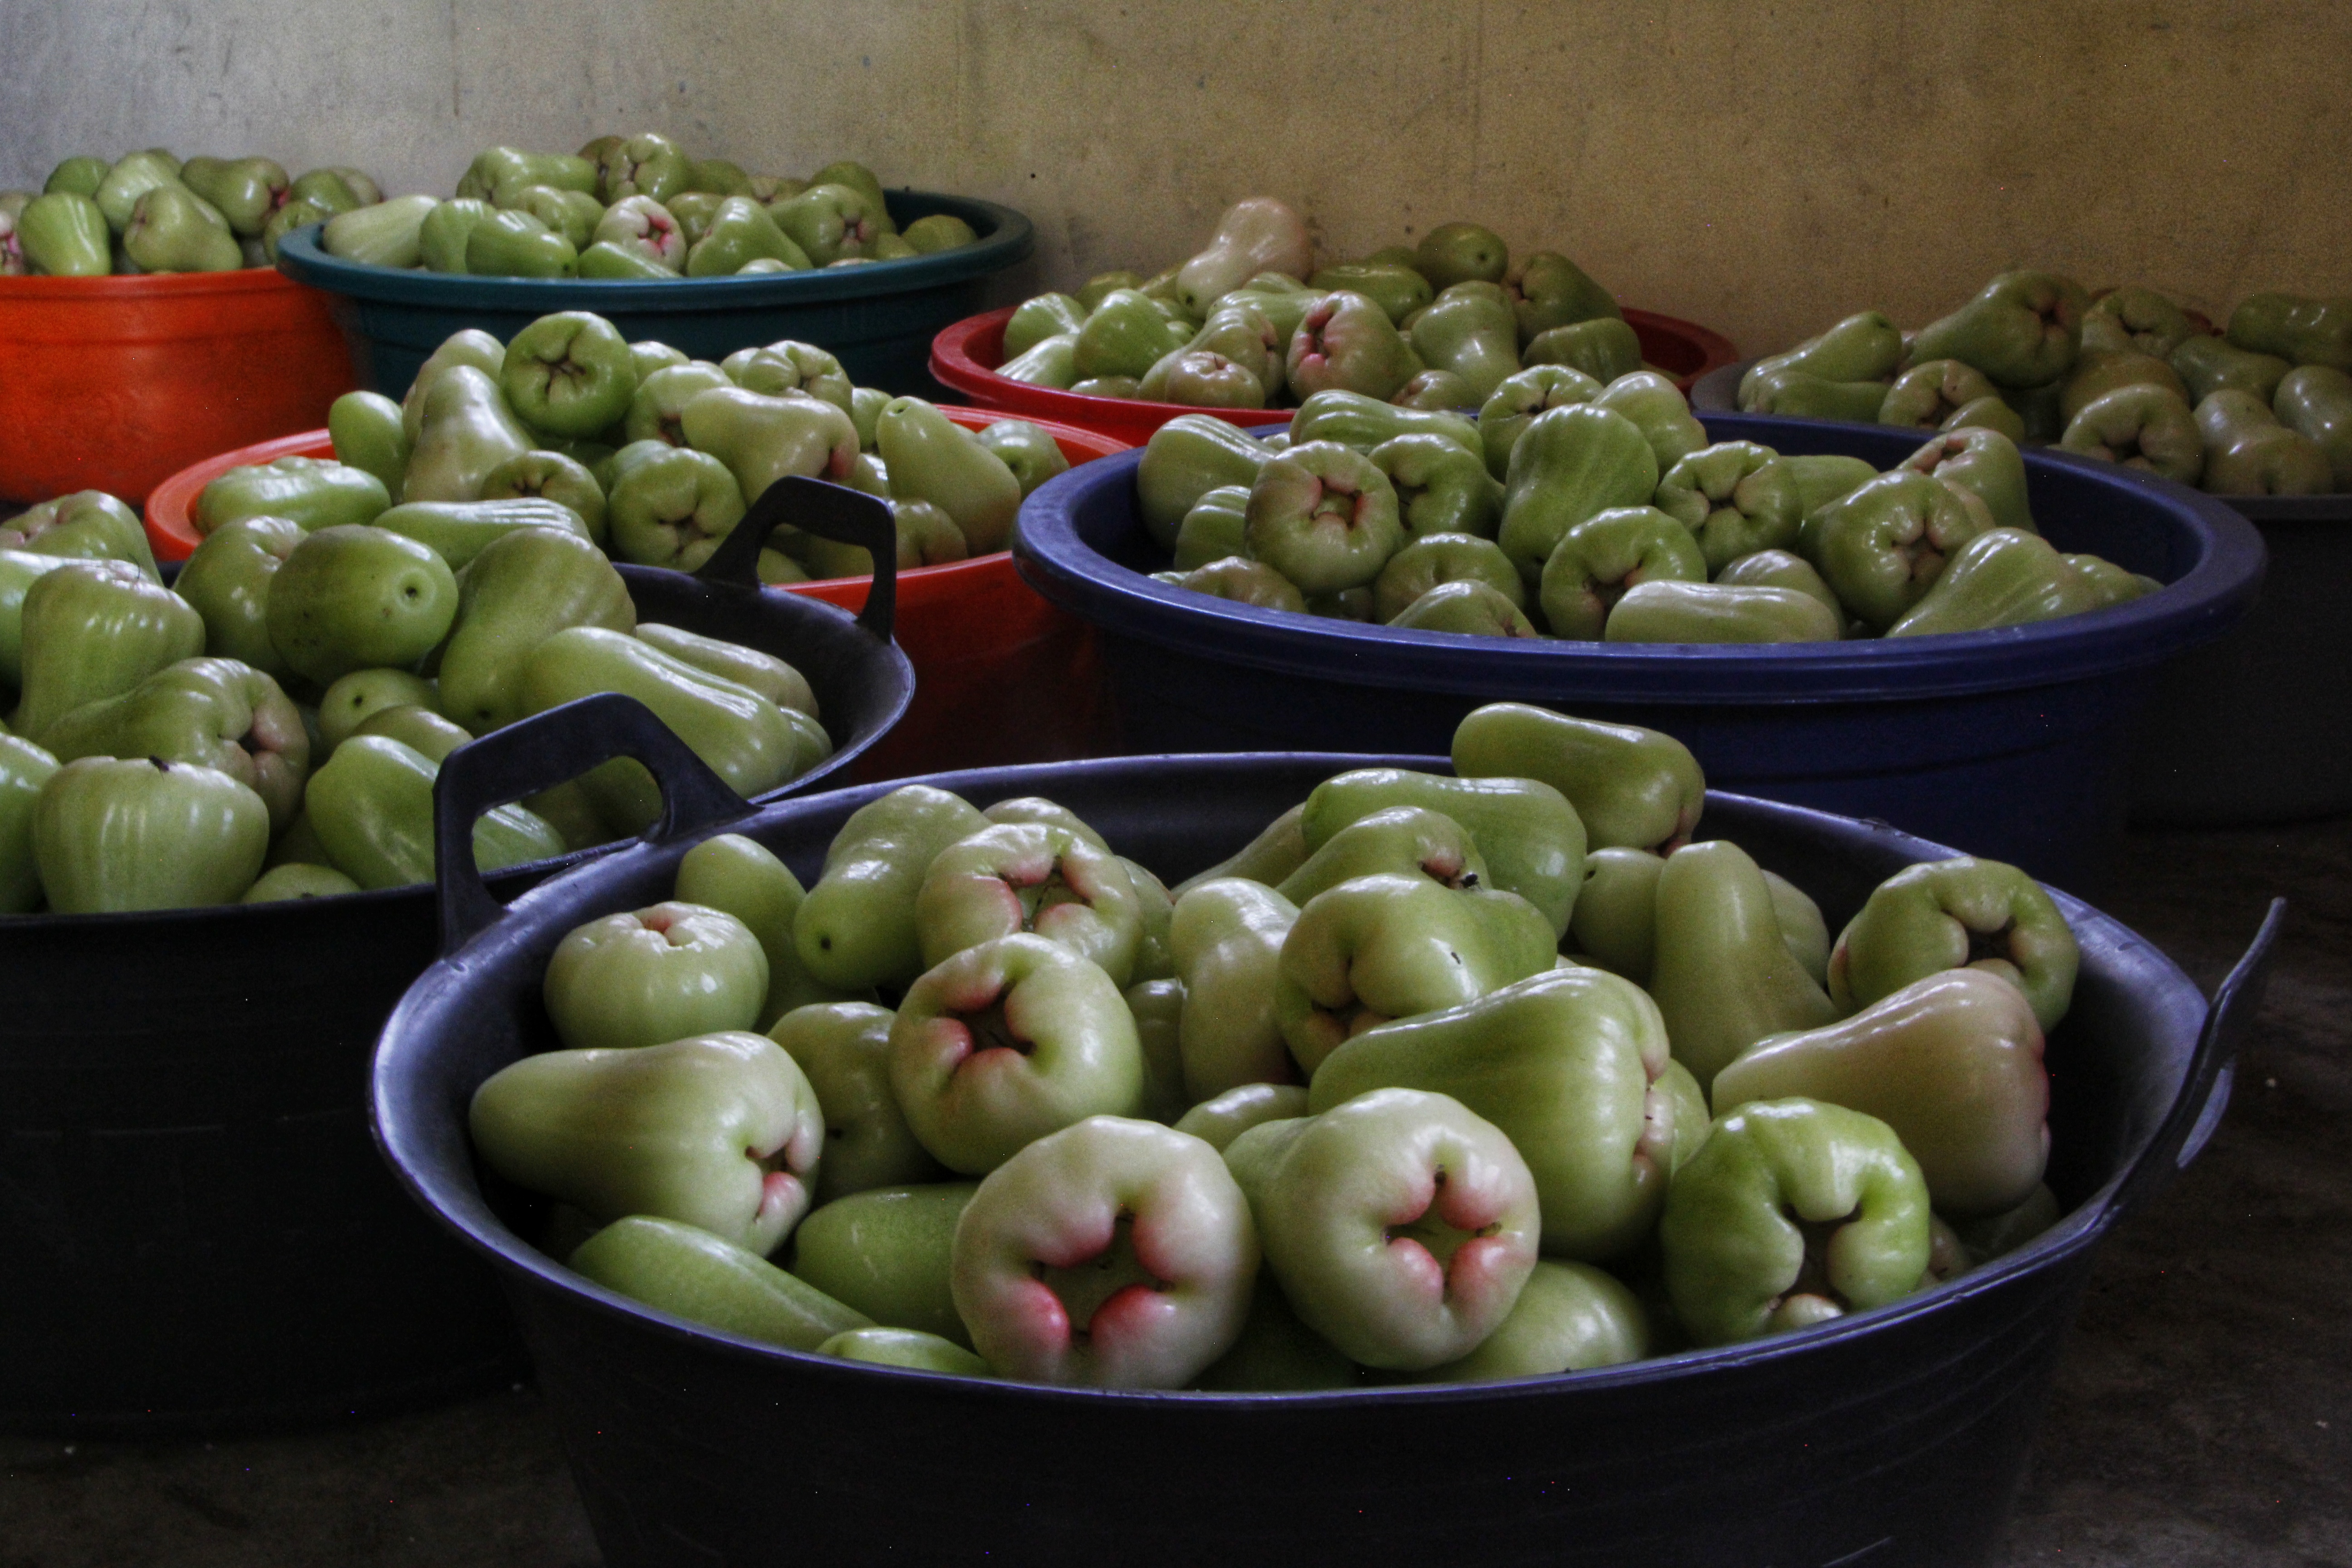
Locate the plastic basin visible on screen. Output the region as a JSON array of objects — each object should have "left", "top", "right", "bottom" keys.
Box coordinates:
[
  {"left": 275, "top": 191, "right": 1033, "bottom": 401},
  {"left": 0, "top": 268, "right": 356, "bottom": 507},
  {"left": 1690, "top": 362, "right": 2351, "bottom": 825},
  {"left": 1010, "top": 413, "right": 2266, "bottom": 893},
  {"left": 0, "top": 515, "right": 912, "bottom": 1437},
  {"left": 143, "top": 407, "right": 1127, "bottom": 779},
  {"left": 931, "top": 304, "right": 1741, "bottom": 446},
  {"left": 371, "top": 743, "right": 2278, "bottom": 1568},
  {"left": 2128, "top": 494, "right": 2352, "bottom": 823}
]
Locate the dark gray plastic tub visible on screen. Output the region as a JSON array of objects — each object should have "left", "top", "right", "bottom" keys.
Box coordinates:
[
  {"left": 372, "top": 735, "right": 2278, "bottom": 1568},
  {"left": 2129, "top": 495, "right": 2352, "bottom": 823},
  {"left": 0, "top": 479, "right": 911, "bottom": 1436},
  {"left": 275, "top": 190, "right": 1034, "bottom": 399}
]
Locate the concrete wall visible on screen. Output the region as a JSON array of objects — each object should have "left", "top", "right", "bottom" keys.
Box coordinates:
[{"left": 5, "top": 0, "right": 2346, "bottom": 354}]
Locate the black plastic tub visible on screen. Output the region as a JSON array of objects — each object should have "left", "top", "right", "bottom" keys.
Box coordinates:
[
  {"left": 0, "top": 480, "right": 913, "bottom": 1437},
  {"left": 276, "top": 191, "right": 1034, "bottom": 400},
  {"left": 2129, "top": 493, "right": 2352, "bottom": 824},
  {"left": 1695, "top": 359, "right": 2351, "bottom": 825},
  {"left": 1011, "top": 413, "right": 2266, "bottom": 893},
  {"left": 372, "top": 742, "right": 2277, "bottom": 1568}
]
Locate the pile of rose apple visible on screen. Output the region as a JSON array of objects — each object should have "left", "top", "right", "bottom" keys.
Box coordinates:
[
  {"left": 1140, "top": 388, "right": 2160, "bottom": 642},
  {"left": 995, "top": 196, "right": 1640, "bottom": 411},
  {"left": 469, "top": 703, "right": 2068, "bottom": 1387}
]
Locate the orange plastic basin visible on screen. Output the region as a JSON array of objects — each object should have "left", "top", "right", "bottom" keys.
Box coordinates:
[
  {"left": 144, "top": 406, "right": 1128, "bottom": 782},
  {"left": 0, "top": 268, "right": 356, "bottom": 507},
  {"left": 930, "top": 304, "right": 1742, "bottom": 446}
]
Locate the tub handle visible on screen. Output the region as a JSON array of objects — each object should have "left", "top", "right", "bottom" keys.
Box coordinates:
[
  {"left": 431, "top": 692, "right": 755, "bottom": 955},
  {"left": 693, "top": 473, "right": 899, "bottom": 644},
  {"left": 2114, "top": 896, "right": 2284, "bottom": 1217}
]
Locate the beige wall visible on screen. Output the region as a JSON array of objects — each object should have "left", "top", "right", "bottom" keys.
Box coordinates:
[{"left": 6, "top": 0, "right": 2346, "bottom": 355}]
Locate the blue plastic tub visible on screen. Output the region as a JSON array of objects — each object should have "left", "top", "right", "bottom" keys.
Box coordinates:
[
  {"left": 275, "top": 191, "right": 1033, "bottom": 399},
  {"left": 371, "top": 737, "right": 2278, "bottom": 1568},
  {"left": 1011, "top": 413, "right": 2266, "bottom": 892}
]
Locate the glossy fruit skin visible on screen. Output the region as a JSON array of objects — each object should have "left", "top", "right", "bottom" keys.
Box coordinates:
[
  {"left": 305, "top": 734, "right": 563, "bottom": 890},
  {"left": 0, "top": 734, "right": 60, "bottom": 912},
  {"left": 877, "top": 397, "right": 1023, "bottom": 555},
  {"left": 501, "top": 311, "right": 641, "bottom": 438},
  {"left": 1452, "top": 702, "right": 1703, "bottom": 854},
  {"left": 197, "top": 456, "right": 392, "bottom": 538},
  {"left": 1659, "top": 1097, "right": 1931, "bottom": 1347},
  {"left": 1137, "top": 416, "right": 1273, "bottom": 550},
  {"left": 418, "top": 199, "right": 495, "bottom": 273},
  {"left": 1602, "top": 580, "right": 1845, "bottom": 644},
  {"left": 1286, "top": 291, "right": 1422, "bottom": 404},
  {"left": 1477, "top": 367, "right": 1608, "bottom": 480},
  {"left": 2, "top": 490, "right": 161, "bottom": 581},
  {"left": 678, "top": 385, "right": 859, "bottom": 509},
  {"left": 41, "top": 655, "right": 310, "bottom": 832},
  {"left": 402, "top": 365, "right": 535, "bottom": 505},
  {"left": 571, "top": 1215, "right": 870, "bottom": 1351},
  {"left": 1909, "top": 272, "right": 2088, "bottom": 390},
  {"left": 1371, "top": 533, "right": 1520, "bottom": 623},
  {"left": 1244, "top": 441, "right": 1405, "bottom": 597},
  {"left": 1302, "top": 768, "right": 1586, "bottom": 937},
  {"left": 1413, "top": 1259, "right": 1650, "bottom": 1382},
  {"left": 1311, "top": 965, "right": 1687, "bottom": 1262},
  {"left": 1497, "top": 403, "right": 1663, "bottom": 584},
  {"left": 1249, "top": 1087, "right": 1539, "bottom": 1371},
  {"left": 2273, "top": 365, "right": 2352, "bottom": 490},
  {"left": 17, "top": 191, "right": 111, "bottom": 275},
  {"left": 1714, "top": 969, "right": 2050, "bottom": 1219},
  {"left": 465, "top": 208, "right": 578, "bottom": 278},
  {"left": 1654, "top": 441, "right": 1804, "bottom": 574},
  {"left": 328, "top": 390, "right": 412, "bottom": 493},
  {"left": 470, "top": 1031, "right": 825, "bottom": 1257},
  {"left": 1800, "top": 469, "right": 1992, "bottom": 633},
  {"left": 1416, "top": 223, "right": 1509, "bottom": 292},
  {"left": 916, "top": 822, "right": 1143, "bottom": 986},
  {"left": 1410, "top": 284, "right": 1523, "bottom": 405},
  {"left": 1173, "top": 196, "right": 1312, "bottom": 317},
  {"left": 794, "top": 784, "right": 992, "bottom": 993},
  {"left": 32, "top": 756, "right": 270, "bottom": 913},
  {"left": 11, "top": 559, "right": 206, "bottom": 744},
  {"left": 789, "top": 1181, "right": 977, "bottom": 1344},
  {"left": 1826, "top": 855, "right": 2079, "bottom": 1031},
  {"left": 1371, "top": 435, "right": 1504, "bottom": 544},
  {"left": 1004, "top": 294, "right": 1088, "bottom": 359},
  {"left": 375, "top": 496, "right": 592, "bottom": 567},
  {"left": 1901, "top": 427, "right": 2037, "bottom": 535},
  {"left": 2227, "top": 291, "right": 2352, "bottom": 373},
  {"left": 1648, "top": 838, "right": 1841, "bottom": 1094},
  {"left": 1525, "top": 317, "right": 1642, "bottom": 384},
  {"left": 265, "top": 525, "right": 459, "bottom": 687},
  {"left": 1539, "top": 505, "right": 1708, "bottom": 640},
  {"left": 1510, "top": 251, "right": 1620, "bottom": 341},
  {"left": 542, "top": 901, "right": 771, "bottom": 1054},
  {"left": 887, "top": 934, "right": 1146, "bottom": 1175},
  {"left": 951, "top": 1116, "right": 1259, "bottom": 1388},
  {"left": 519, "top": 627, "right": 809, "bottom": 833},
  {"left": 1272, "top": 872, "right": 1556, "bottom": 1077},
  {"left": 606, "top": 443, "right": 747, "bottom": 570},
  {"left": 436, "top": 524, "right": 635, "bottom": 735}
]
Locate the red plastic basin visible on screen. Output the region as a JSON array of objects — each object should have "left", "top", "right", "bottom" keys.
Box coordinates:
[
  {"left": 931, "top": 303, "right": 1741, "bottom": 446},
  {"left": 144, "top": 406, "right": 1126, "bottom": 781},
  {"left": 0, "top": 269, "right": 356, "bottom": 507}
]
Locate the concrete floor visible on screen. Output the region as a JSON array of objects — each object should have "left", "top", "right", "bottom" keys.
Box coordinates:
[{"left": 2, "top": 813, "right": 2345, "bottom": 1568}]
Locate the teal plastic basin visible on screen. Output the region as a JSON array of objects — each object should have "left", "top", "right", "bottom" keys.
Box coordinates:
[{"left": 275, "top": 190, "right": 1034, "bottom": 399}]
